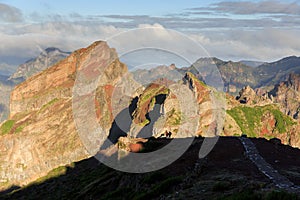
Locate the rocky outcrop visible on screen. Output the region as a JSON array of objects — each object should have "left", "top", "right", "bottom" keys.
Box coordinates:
[
  {"left": 236, "top": 85, "right": 271, "bottom": 106},
  {"left": 129, "top": 71, "right": 225, "bottom": 138},
  {"left": 269, "top": 73, "right": 300, "bottom": 119},
  {"left": 0, "top": 41, "right": 127, "bottom": 189},
  {"left": 183, "top": 72, "right": 225, "bottom": 137}
]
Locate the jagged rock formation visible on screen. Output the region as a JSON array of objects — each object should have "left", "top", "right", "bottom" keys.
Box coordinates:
[
  {"left": 236, "top": 85, "right": 271, "bottom": 106},
  {"left": 0, "top": 41, "right": 127, "bottom": 189},
  {"left": 9, "top": 47, "right": 70, "bottom": 81},
  {"left": 129, "top": 71, "right": 225, "bottom": 138},
  {"left": 269, "top": 73, "right": 300, "bottom": 119},
  {"left": 175, "top": 56, "right": 300, "bottom": 95},
  {"left": 183, "top": 72, "right": 218, "bottom": 136},
  {"left": 129, "top": 82, "right": 180, "bottom": 138}
]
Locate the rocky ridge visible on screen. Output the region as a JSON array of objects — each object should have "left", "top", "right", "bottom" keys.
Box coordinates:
[{"left": 0, "top": 41, "right": 127, "bottom": 189}]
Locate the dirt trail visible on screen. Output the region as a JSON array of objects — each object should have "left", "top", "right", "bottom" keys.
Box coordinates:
[{"left": 239, "top": 137, "right": 300, "bottom": 193}]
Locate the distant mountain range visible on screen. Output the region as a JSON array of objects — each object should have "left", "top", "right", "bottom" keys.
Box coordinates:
[
  {"left": 1, "top": 49, "right": 299, "bottom": 123},
  {"left": 0, "top": 48, "right": 70, "bottom": 122},
  {"left": 239, "top": 60, "right": 265, "bottom": 68},
  {"left": 135, "top": 56, "right": 300, "bottom": 94},
  {"left": 9, "top": 47, "right": 70, "bottom": 81},
  {"left": 0, "top": 41, "right": 300, "bottom": 197}
]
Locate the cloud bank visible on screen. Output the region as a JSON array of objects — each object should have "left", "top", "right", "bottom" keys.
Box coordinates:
[
  {"left": 0, "top": 1, "right": 300, "bottom": 66},
  {"left": 0, "top": 3, "right": 23, "bottom": 23}
]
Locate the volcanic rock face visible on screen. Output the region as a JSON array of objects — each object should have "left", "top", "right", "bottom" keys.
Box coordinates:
[
  {"left": 236, "top": 85, "right": 271, "bottom": 106},
  {"left": 0, "top": 48, "right": 69, "bottom": 123},
  {"left": 182, "top": 72, "right": 225, "bottom": 137},
  {"left": 269, "top": 73, "right": 300, "bottom": 119},
  {"left": 0, "top": 41, "right": 127, "bottom": 189}
]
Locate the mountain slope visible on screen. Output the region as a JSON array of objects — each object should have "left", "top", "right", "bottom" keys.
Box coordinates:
[
  {"left": 0, "top": 41, "right": 127, "bottom": 189},
  {"left": 0, "top": 48, "right": 70, "bottom": 123},
  {"left": 255, "top": 56, "right": 300, "bottom": 87}
]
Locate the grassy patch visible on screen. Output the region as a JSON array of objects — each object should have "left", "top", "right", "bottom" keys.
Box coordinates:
[
  {"left": 139, "top": 85, "right": 169, "bottom": 106},
  {"left": 270, "top": 109, "right": 295, "bottom": 133},
  {"left": 0, "top": 120, "right": 15, "bottom": 135},
  {"left": 14, "top": 121, "right": 30, "bottom": 134},
  {"left": 34, "top": 165, "right": 68, "bottom": 184},
  {"left": 227, "top": 105, "right": 295, "bottom": 137},
  {"left": 39, "top": 98, "right": 59, "bottom": 112},
  {"left": 227, "top": 106, "right": 261, "bottom": 137},
  {"left": 186, "top": 72, "right": 207, "bottom": 87}
]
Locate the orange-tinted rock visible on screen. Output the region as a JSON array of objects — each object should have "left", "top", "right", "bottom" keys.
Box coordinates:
[{"left": 129, "top": 143, "right": 143, "bottom": 152}]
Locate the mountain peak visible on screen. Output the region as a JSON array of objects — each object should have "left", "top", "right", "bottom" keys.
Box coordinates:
[
  {"left": 44, "top": 47, "right": 62, "bottom": 53},
  {"left": 9, "top": 47, "right": 71, "bottom": 80}
]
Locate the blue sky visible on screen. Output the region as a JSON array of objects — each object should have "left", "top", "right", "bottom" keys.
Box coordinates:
[{"left": 0, "top": 0, "right": 300, "bottom": 68}]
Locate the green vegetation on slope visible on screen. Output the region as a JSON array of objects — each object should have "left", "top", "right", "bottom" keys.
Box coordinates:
[
  {"left": 39, "top": 98, "right": 59, "bottom": 112},
  {"left": 0, "top": 120, "right": 15, "bottom": 135},
  {"left": 227, "top": 105, "right": 295, "bottom": 137},
  {"left": 139, "top": 84, "right": 169, "bottom": 106},
  {"left": 33, "top": 165, "right": 69, "bottom": 184}
]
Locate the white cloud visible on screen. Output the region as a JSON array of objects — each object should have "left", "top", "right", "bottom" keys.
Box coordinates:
[
  {"left": 190, "top": 28, "right": 300, "bottom": 61},
  {"left": 211, "top": 1, "right": 300, "bottom": 15},
  {"left": 0, "top": 3, "right": 23, "bottom": 23},
  {"left": 1, "top": 1, "right": 300, "bottom": 66},
  {"left": 0, "top": 22, "right": 123, "bottom": 63}
]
